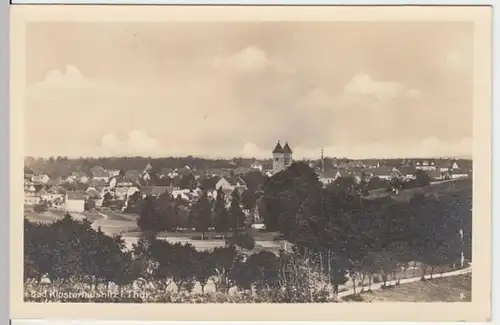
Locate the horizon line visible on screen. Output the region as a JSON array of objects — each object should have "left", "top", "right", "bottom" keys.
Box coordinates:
[{"left": 24, "top": 154, "right": 473, "bottom": 161}]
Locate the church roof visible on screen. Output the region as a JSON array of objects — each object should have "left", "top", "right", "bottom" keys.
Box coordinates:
[
  {"left": 272, "top": 141, "right": 283, "bottom": 154},
  {"left": 283, "top": 142, "right": 293, "bottom": 154}
]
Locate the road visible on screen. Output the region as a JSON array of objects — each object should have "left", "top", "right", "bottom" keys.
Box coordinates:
[{"left": 338, "top": 265, "right": 472, "bottom": 298}]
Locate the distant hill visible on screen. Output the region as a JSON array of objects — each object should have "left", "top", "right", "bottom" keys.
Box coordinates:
[{"left": 366, "top": 178, "right": 472, "bottom": 202}]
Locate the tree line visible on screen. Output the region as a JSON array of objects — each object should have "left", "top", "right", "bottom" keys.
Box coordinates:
[{"left": 133, "top": 186, "right": 258, "bottom": 248}]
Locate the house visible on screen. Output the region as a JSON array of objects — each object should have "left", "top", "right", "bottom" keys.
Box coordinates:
[
  {"left": 65, "top": 191, "right": 86, "bottom": 213},
  {"left": 142, "top": 172, "right": 152, "bottom": 183},
  {"left": 318, "top": 169, "right": 343, "bottom": 185},
  {"left": 215, "top": 176, "right": 247, "bottom": 191},
  {"left": 144, "top": 162, "right": 153, "bottom": 173},
  {"left": 70, "top": 171, "right": 90, "bottom": 184},
  {"left": 43, "top": 186, "right": 66, "bottom": 204},
  {"left": 92, "top": 169, "right": 110, "bottom": 182},
  {"left": 108, "top": 169, "right": 121, "bottom": 177},
  {"left": 177, "top": 166, "right": 193, "bottom": 177},
  {"left": 157, "top": 168, "right": 175, "bottom": 179},
  {"left": 24, "top": 185, "right": 41, "bottom": 205},
  {"left": 172, "top": 189, "right": 196, "bottom": 202},
  {"left": 31, "top": 174, "right": 50, "bottom": 184},
  {"left": 415, "top": 160, "right": 437, "bottom": 171},
  {"left": 140, "top": 186, "right": 172, "bottom": 198},
  {"left": 124, "top": 170, "right": 141, "bottom": 184},
  {"left": 439, "top": 160, "right": 461, "bottom": 172},
  {"left": 91, "top": 178, "right": 109, "bottom": 188},
  {"left": 85, "top": 187, "right": 101, "bottom": 200},
  {"left": 395, "top": 166, "right": 418, "bottom": 180},
  {"left": 24, "top": 178, "right": 33, "bottom": 190},
  {"left": 251, "top": 161, "right": 263, "bottom": 171},
  {"left": 115, "top": 187, "right": 130, "bottom": 200},
  {"left": 363, "top": 167, "right": 394, "bottom": 180}
]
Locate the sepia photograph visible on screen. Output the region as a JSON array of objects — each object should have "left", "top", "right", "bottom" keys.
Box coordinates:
[{"left": 10, "top": 5, "right": 492, "bottom": 322}]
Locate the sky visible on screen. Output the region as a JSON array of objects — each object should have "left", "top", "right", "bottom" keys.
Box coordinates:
[{"left": 24, "top": 22, "right": 474, "bottom": 159}]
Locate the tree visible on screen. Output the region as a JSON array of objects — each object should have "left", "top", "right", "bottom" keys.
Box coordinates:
[
  {"left": 229, "top": 190, "right": 245, "bottom": 231},
  {"left": 230, "top": 229, "right": 256, "bottom": 250},
  {"left": 365, "top": 176, "right": 389, "bottom": 191},
  {"left": 241, "top": 170, "right": 266, "bottom": 192},
  {"left": 330, "top": 176, "right": 359, "bottom": 195},
  {"left": 241, "top": 189, "right": 257, "bottom": 224},
  {"left": 194, "top": 250, "right": 215, "bottom": 294},
  {"left": 84, "top": 199, "right": 96, "bottom": 211},
  {"left": 111, "top": 251, "right": 141, "bottom": 294},
  {"left": 414, "top": 170, "right": 431, "bottom": 187},
  {"left": 212, "top": 188, "right": 230, "bottom": 240},
  {"left": 179, "top": 174, "right": 195, "bottom": 190},
  {"left": 156, "top": 192, "right": 181, "bottom": 231},
  {"left": 327, "top": 256, "right": 350, "bottom": 299},
  {"left": 191, "top": 191, "right": 212, "bottom": 240},
  {"left": 33, "top": 202, "right": 48, "bottom": 214},
  {"left": 168, "top": 243, "right": 198, "bottom": 293},
  {"left": 389, "top": 176, "right": 404, "bottom": 193},
  {"left": 125, "top": 191, "right": 142, "bottom": 213},
  {"left": 210, "top": 246, "right": 239, "bottom": 293},
  {"left": 243, "top": 251, "right": 280, "bottom": 293},
  {"left": 260, "top": 162, "right": 321, "bottom": 236},
  {"left": 102, "top": 192, "right": 113, "bottom": 207},
  {"left": 136, "top": 196, "right": 167, "bottom": 237}
]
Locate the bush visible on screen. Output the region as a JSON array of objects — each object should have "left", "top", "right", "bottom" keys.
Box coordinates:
[
  {"left": 33, "top": 203, "right": 47, "bottom": 214},
  {"left": 230, "top": 230, "right": 256, "bottom": 250}
]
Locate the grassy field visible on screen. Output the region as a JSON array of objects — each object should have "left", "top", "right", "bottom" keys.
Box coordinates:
[
  {"left": 365, "top": 178, "right": 472, "bottom": 202},
  {"left": 345, "top": 273, "right": 472, "bottom": 302}
]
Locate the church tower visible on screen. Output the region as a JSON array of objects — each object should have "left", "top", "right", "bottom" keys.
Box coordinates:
[
  {"left": 283, "top": 142, "right": 293, "bottom": 168},
  {"left": 272, "top": 141, "right": 293, "bottom": 174}
]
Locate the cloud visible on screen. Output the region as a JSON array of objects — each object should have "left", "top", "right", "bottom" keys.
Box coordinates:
[
  {"left": 211, "top": 46, "right": 270, "bottom": 74},
  {"left": 27, "top": 65, "right": 142, "bottom": 102},
  {"left": 100, "top": 130, "right": 162, "bottom": 156},
  {"left": 344, "top": 73, "right": 405, "bottom": 100},
  {"left": 242, "top": 142, "right": 268, "bottom": 158}
]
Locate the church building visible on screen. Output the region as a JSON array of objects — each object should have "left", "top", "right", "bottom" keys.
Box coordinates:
[{"left": 272, "top": 141, "right": 293, "bottom": 174}]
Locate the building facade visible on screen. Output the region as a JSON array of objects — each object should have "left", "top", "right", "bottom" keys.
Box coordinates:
[{"left": 272, "top": 141, "right": 293, "bottom": 174}]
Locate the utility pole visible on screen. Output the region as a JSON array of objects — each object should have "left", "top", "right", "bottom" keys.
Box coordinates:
[{"left": 321, "top": 148, "right": 325, "bottom": 173}]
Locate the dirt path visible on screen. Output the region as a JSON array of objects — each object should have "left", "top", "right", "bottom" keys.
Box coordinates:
[{"left": 338, "top": 266, "right": 472, "bottom": 298}]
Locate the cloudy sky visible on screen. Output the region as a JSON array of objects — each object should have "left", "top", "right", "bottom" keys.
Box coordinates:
[{"left": 25, "top": 22, "right": 473, "bottom": 159}]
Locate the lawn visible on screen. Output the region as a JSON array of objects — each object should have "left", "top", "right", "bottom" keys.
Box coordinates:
[
  {"left": 99, "top": 208, "right": 139, "bottom": 221},
  {"left": 123, "top": 228, "right": 283, "bottom": 241},
  {"left": 345, "top": 273, "right": 472, "bottom": 302}
]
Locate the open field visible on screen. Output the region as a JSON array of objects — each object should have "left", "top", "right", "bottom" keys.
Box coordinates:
[
  {"left": 343, "top": 273, "right": 472, "bottom": 302},
  {"left": 365, "top": 178, "right": 472, "bottom": 202},
  {"left": 24, "top": 208, "right": 287, "bottom": 252}
]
